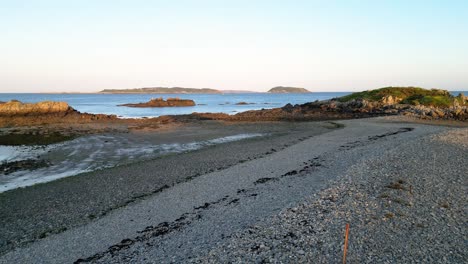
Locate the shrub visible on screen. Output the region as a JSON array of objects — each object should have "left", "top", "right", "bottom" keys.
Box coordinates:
[{"left": 337, "top": 86, "right": 462, "bottom": 108}]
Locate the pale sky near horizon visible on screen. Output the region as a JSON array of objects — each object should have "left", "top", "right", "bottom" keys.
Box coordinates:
[{"left": 1, "top": 0, "right": 467, "bottom": 92}]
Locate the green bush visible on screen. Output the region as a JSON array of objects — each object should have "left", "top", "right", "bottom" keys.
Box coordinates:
[
  {"left": 337, "top": 87, "right": 460, "bottom": 108},
  {"left": 401, "top": 95, "right": 452, "bottom": 107}
]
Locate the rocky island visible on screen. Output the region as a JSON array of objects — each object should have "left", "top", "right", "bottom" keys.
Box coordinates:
[
  {"left": 119, "top": 97, "right": 196, "bottom": 107},
  {"left": 267, "top": 86, "right": 311, "bottom": 93},
  {"left": 100, "top": 87, "right": 221, "bottom": 94}
]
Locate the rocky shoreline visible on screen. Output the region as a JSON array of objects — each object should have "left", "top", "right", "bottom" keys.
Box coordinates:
[
  {"left": 0, "top": 88, "right": 466, "bottom": 136},
  {"left": 227, "top": 92, "right": 468, "bottom": 122}
]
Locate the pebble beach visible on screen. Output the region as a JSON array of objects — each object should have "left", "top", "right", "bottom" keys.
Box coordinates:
[{"left": 1, "top": 117, "right": 466, "bottom": 263}]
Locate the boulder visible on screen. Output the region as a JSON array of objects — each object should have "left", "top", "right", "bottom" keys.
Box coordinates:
[
  {"left": 281, "top": 103, "right": 295, "bottom": 113},
  {"left": 429, "top": 108, "right": 445, "bottom": 118},
  {"left": 380, "top": 95, "right": 402, "bottom": 105},
  {"left": 0, "top": 100, "right": 72, "bottom": 116}
]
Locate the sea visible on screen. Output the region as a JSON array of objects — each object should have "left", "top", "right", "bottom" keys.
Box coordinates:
[{"left": 0, "top": 92, "right": 351, "bottom": 118}]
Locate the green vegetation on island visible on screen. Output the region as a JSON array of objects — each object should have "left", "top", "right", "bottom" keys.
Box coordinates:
[
  {"left": 100, "top": 87, "right": 222, "bottom": 94},
  {"left": 119, "top": 97, "right": 196, "bottom": 107},
  {"left": 267, "top": 86, "right": 311, "bottom": 93},
  {"left": 337, "top": 87, "right": 467, "bottom": 108}
]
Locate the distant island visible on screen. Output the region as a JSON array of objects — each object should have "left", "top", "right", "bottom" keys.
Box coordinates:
[
  {"left": 267, "top": 86, "right": 311, "bottom": 93},
  {"left": 99, "top": 87, "right": 312, "bottom": 94},
  {"left": 100, "top": 87, "right": 222, "bottom": 94}
]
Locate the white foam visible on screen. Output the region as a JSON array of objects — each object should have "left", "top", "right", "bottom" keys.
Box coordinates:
[
  {"left": 0, "top": 146, "right": 20, "bottom": 161},
  {"left": 0, "top": 145, "right": 56, "bottom": 162},
  {"left": 0, "top": 133, "right": 264, "bottom": 193}
]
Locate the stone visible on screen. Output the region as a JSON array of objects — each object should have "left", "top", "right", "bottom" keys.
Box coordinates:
[{"left": 281, "top": 103, "right": 295, "bottom": 113}]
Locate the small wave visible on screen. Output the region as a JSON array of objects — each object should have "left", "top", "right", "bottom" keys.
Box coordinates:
[{"left": 0, "top": 133, "right": 264, "bottom": 193}]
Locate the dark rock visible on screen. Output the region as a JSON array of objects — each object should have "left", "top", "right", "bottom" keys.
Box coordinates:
[
  {"left": 119, "top": 98, "right": 196, "bottom": 108},
  {"left": 0, "top": 159, "right": 50, "bottom": 175},
  {"left": 281, "top": 103, "right": 295, "bottom": 112}
]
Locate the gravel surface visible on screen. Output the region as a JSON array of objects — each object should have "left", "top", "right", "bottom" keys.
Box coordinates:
[
  {"left": 197, "top": 128, "right": 468, "bottom": 263},
  {"left": 0, "top": 121, "right": 335, "bottom": 256},
  {"left": 1, "top": 119, "right": 465, "bottom": 264}
]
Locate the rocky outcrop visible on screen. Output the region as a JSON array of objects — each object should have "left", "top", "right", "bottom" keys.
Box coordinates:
[
  {"left": 0, "top": 100, "right": 119, "bottom": 127},
  {"left": 380, "top": 95, "right": 402, "bottom": 105},
  {"left": 402, "top": 104, "right": 468, "bottom": 120},
  {"left": 456, "top": 93, "right": 468, "bottom": 104},
  {"left": 119, "top": 98, "right": 196, "bottom": 107},
  {"left": 330, "top": 88, "right": 468, "bottom": 121},
  {"left": 163, "top": 95, "right": 467, "bottom": 123},
  {"left": 220, "top": 98, "right": 467, "bottom": 122},
  {"left": 0, "top": 100, "right": 73, "bottom": 116}
]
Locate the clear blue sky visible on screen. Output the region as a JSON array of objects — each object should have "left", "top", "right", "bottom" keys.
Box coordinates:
[{"left": 1, "top": 0, "right": 467, "bottom": 92}]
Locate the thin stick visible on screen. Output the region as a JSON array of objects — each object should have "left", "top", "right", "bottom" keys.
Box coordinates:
[{"left": 343, "top": 223, "right": 350, "bottom": 264}]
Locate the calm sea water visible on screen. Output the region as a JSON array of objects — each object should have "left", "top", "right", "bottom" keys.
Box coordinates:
[
  {"left": 1, "top": 91, "right": 466, "bottom": 118},
  {"left": 0, "top": 93, "right": 351, "bottom": 118}
]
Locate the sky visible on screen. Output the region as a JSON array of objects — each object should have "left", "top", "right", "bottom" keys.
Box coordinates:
[{"left": 1, "top": 0, "right": 467, "bottom": 92}]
